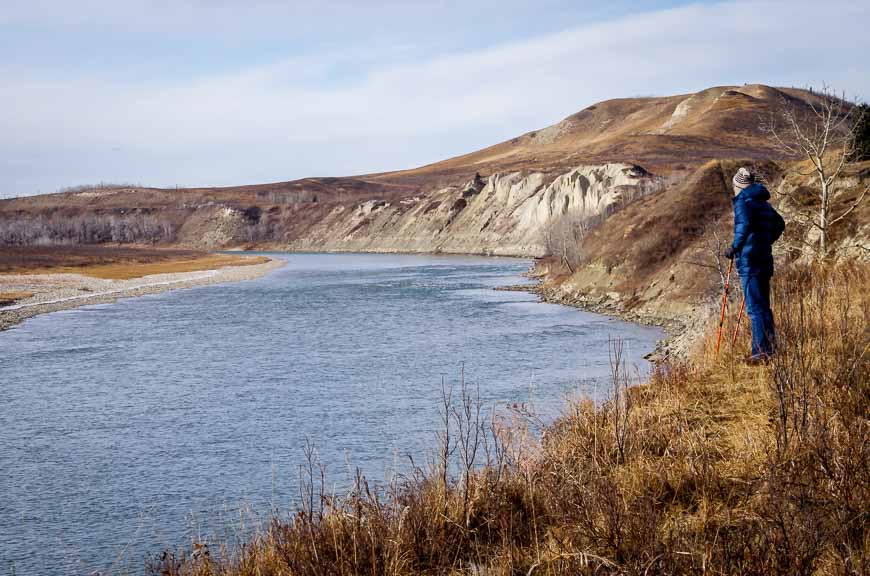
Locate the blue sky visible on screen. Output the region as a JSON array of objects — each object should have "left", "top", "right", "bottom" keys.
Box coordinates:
[{"left": 1, "top": 0, "right": 868, "bottom": 197}]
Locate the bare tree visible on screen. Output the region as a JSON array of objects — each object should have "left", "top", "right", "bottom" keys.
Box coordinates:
[
  {"left": 608, "top": 338, "right": 632, "bottom": 464},
  {"left": 767, "top": 86, "right": 868, "bottom": 257},
  {"left": 0, "top": 212, "right": 176, "bottom": 245},
  {"left": 543, "top": 212, "right": 590, "bottom": 273},
  {"left": 682, "top": 218, "right": 731, "bottom": 291}
]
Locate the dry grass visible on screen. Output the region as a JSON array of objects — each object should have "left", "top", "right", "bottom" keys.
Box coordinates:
[
  {"left": 60, "top": 254, "right": 270, "bottom": 280},
  {"left": 0, "top": 247, "right": 268, "bottom": 280},
  {"left": 149, "top": 262, "right": 869, "bottom": 576},
  {"left": 371, "top": 84, "right": 811, "bottom": 186},
  {"left": 570, "top": 159, "right": 781, "bottom": 297},
  {"left": 0, "top": 290, "right": 33, "bottom": 305}
]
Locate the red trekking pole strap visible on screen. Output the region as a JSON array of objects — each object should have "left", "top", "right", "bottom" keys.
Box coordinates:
[{"left": 715, "top": 259, "right": 734, "bottom": 356}]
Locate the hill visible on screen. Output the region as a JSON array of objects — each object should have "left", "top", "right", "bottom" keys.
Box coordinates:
[
  {"left": 366, "top": 84, "right": 813, "bottom": 186},
  {"left": 2, "top": 84, "right": 867, "bottom": 332},
  {"left": 0, "top": 84, "right": 829, "bottom": 253}
]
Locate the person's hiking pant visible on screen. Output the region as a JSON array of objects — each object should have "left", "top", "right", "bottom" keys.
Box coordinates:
[{"left": 740, "top": 273, "right": 775, "bottom": 358}]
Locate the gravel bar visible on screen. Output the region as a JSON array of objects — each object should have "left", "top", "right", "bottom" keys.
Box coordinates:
[{"left": 0, "top": 257, "right": 285, "bottom": 332}]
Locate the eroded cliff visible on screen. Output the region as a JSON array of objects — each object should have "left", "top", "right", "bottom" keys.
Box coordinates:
[{"left": 269, "top": 163, "right": 657, "bottom": 256}]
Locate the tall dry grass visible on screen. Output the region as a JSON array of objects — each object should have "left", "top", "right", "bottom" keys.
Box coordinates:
[{"left": 148, "top": 262, "right": 869, "bottom": 576}]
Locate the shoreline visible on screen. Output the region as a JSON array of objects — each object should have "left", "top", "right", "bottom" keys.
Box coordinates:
[
  {"left": 1, "top": 247, "right": 682, "bottom": 366},
  {"left": 496, "top": 280, "right": 701, "bottom": 361},
  {"left": 0, "top": 256, "right": 285, "bottom": 332},
  {"left": 253, "top": 246, "right": 692, "bottom": 359},
  {"left": 1, "top": 248, "right": 679, "bottom": 362}
]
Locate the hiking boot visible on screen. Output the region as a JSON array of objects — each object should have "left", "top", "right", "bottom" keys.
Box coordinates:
[{"left": 744, "top": 354, "right": 771, "bottom": 366}]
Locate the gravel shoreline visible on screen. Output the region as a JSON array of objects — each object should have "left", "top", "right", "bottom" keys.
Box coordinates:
[
  {"left": 495, "top": 281, "right": 705, "bottom": 361},
  {"left": 0, "top": 257, "right": 285, "bottom": 332}
]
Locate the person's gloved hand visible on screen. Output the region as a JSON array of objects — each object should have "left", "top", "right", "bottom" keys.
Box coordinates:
[{"left": 725, "top": 246, "right": 735, "bottom": 260}]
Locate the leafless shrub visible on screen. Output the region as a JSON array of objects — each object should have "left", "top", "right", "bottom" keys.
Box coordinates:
[
  {"left": 543, "top": 212, "right": 590, "bottom": 273},
  {"left": 758, "top": 263, "right": 870, "bottom": 574},
  {"left": 147, "top": 263, "right": 869, "bottom": 576},
  {"left": 608, "top": 338, "right": 632, "bottom": 464},
  {"left": 681, "top": 216, "right": 732, "bottom": 294},
  {"left": 57, "top": 181, "right": 144, "bottom": 194},
  {"left": 0, "top": 212, "right": 175, "bottom": 245},
  {"left": 541, "top": 173, "right": 678, "bottom": 274},
  {"left": 766, "top": 85, "right": 868, "bottom": 257}
]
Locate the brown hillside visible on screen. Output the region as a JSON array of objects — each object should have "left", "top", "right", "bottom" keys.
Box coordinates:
[
  {"left": 365, "top": 84, "right": 807, "bottom": 187},
  {"left": 0, "top": 84, "right": 848, "bottom": 259},
  {"left": 530, "top": 160, "right": 767, "bottom": 324},
  {"left": 2, "top": 84, "right": 820, "bottom": 211}
]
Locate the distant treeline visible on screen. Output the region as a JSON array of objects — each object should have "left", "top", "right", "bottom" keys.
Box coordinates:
[
  {"left": 0, "top": 205, "right": 297, "bottom": 246},
  {"left": 56, "top": 182, "right": 145, "bottom": 194},
  {"left": 0, "top": 212, "right": 176, "bottom": 245}
]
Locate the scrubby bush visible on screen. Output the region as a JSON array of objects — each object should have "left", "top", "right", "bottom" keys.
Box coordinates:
[
  {"left": 0, "top": 212, "right": 175, "bottom": 245},
  {"left": 148, "top": 263, "right": 869, "bottom": 575}
]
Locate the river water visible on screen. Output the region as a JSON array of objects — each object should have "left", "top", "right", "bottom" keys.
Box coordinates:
[{"left": 0, "top": 253, "right": 662, "bottom": 575}]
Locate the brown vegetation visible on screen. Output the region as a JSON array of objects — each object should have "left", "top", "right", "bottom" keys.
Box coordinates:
[
  {"left": 65, "top": 254, "right": 269, "bottom": 280},
  {"left": 366, "top": 85, "right": 818, "bottom": 187},
  {"left": 774, "top": 160, "right": 870, "bottom": 260},
  {"left": 148, "top": 262, "right": 869, "bottom": 575},
  {"left": 0, "top": 246, "right": 267, "bottom": 280},
  {"left": 534, "top": 159, "right": 785, "bottom": 318},
  {"left": 0, "top": 290, "right": 33, "bottom": 306}
]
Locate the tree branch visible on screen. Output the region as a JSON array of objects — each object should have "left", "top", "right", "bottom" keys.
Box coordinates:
[{"left": 828, "top": 184, "right": 869, "bottom": 226}]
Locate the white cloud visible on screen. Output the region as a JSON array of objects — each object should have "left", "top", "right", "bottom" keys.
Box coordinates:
[{"left": 1, "top": 0, "right": 868, "bottom": 196}]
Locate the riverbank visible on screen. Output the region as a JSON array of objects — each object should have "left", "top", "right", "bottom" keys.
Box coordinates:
[
  {"left": 496, "top": 276, "right": 705, "bottom": 362},
  {"left": 150, "top": 261, "right": 869, "bottom": 576},
  {"left": 1, "top": 253, "right": 668, "bottom": 576},
  {"left": 0, "top": 255, "right": 284, "bottom": 332}
]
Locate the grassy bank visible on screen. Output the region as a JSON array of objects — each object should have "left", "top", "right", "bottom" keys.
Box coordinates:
[
  {"left": 0, "top": 246, "right": 269, "bottom": 280},
  {"left": 150, "top": 262, "right": 869, "bottom": 576},
  {"left": 0, "top": 290, "right": 33, "bottom": 306}
]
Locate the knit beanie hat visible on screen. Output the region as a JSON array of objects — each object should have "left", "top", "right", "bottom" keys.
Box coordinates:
[{"left": 732, "top": 167, "right": 755, "bottom": 191}]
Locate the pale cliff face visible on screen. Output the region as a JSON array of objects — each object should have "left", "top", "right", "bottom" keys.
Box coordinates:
[{"left": 273, "top": 163, "right": 658, "bottom": 257}]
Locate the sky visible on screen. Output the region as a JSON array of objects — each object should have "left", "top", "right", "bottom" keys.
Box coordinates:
[{"left": 1, "top": 0, "right": 868, "bottom": 197}]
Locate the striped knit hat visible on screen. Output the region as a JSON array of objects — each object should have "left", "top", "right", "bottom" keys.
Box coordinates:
[{"left": 732, "top": 167, "right": 755, "bottom": 191}]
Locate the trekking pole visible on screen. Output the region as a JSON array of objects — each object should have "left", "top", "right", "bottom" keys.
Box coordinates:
[
  {"left": 715, "top": 259, "right": 734, "bottom": 356},
  {"left": 731, "top": 293, "right": 746, "bottom": 347}
]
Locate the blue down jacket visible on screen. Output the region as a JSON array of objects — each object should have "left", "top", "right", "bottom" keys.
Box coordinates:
[{"left": 731, "top": 183, "right": 785, "bottom": 276}]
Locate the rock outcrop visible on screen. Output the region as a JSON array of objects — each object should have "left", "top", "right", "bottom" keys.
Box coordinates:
[{"left": 272, "top": 163, "right": 658, "bottom": 256}]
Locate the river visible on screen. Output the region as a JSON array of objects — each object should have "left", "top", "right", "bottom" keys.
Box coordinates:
[{"left": 0, "top": 253, "right": 662, "bottom": 575}]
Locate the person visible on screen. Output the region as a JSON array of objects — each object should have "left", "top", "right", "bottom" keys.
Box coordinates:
[{"left": 725, "top": 167, "right": 785, "bottom": 362}]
